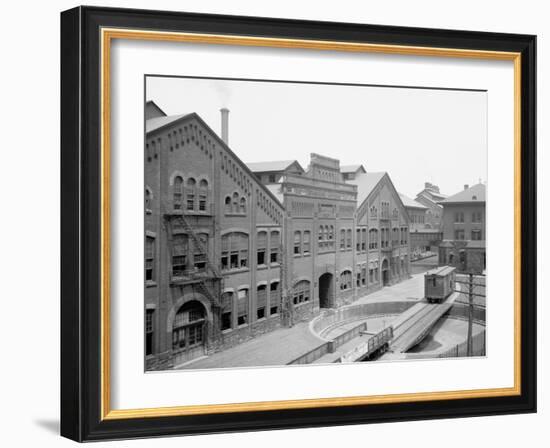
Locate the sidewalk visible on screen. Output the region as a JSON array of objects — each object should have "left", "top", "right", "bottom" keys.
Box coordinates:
[
  {"left": 178, "top": 320, "right": 324, "bottom": 370},
  {"left": 178, "top": 274, "right": 425, "bottom": 370}
]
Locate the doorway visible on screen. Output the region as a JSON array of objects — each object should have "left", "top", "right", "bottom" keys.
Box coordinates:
[{"left": 318, "top": 273, "right": 334, "bottom": 308}]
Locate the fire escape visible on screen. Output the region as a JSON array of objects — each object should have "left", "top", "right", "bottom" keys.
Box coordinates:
[{"left": 164, "top": 212, "right": 223, "bottom": 309}]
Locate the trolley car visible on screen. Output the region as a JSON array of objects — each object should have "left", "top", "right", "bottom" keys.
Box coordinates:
[{"left": 424, "top": 265, "right": 456, "bottom": 303}]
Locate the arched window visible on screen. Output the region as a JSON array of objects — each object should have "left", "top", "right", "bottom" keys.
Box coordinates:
[
  {"left": 303, "top": 231, "right": 311, "bottom": 255},
  {"left": 237, "top": 288, "right": 249, "bottom": 325},
  {"left": 292, "top": 280, "right": 310, "bottom": 305},
  {"left": 232, "top": 192, "right": 239, "bottom": 213},
  {"left": 239, "top": 197, "right": 246, "bottom": 214},
  {"left": 221, "top": 232, "right": 249, "bottom": 270},
  {"left": 172, "top": 301, "right": 205, "bottom": 350},
  {"left": 172, "top": 234, "right": 189, "bottom": 277},
  {"left": 340, "top": 270, "right": 352, "bottom": 290},
  {"left": 186, "top": 178, "right": 196, "bottom": 211},
  {"left": 257, "top": 284, "right": 267, "bottom": 319},
  {"left": 224, "top": 196, "right": 231, "bottom": 214},
  {"left": 221, "top": 292, "right": 233, "bottom": 330},
  {"left": 173, "top": 176, "right": 183, "bottom": 210},
  {"left": 270, "top": 282, "right": 280, "bottom": 315},
  {"left": 257, "top": 231, "right": 267, "bottom": 265},
  {"left": 270, "top": 230, "right": 280, "bottom": 263},
  {"left": 198, "top": 179, "right": 208, "bottom": 212}
]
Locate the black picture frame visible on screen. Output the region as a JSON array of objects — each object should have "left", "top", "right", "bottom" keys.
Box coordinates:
[{"left": 61, "top": 5, "right": 536, "bottom": 442}]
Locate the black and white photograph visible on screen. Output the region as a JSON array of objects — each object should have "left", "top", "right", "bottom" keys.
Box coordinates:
[{"left": 144, "top": 76, "right": 487, "bottom": 371}]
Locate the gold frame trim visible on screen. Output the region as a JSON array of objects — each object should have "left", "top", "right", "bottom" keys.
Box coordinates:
[{"left": 100, "top": 28, "right": 522, "bottom": 421}]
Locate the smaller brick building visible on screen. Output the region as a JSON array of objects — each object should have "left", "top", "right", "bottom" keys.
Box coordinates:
[{"left": 438, "top": 183, "right": 486, "bottom": 274}]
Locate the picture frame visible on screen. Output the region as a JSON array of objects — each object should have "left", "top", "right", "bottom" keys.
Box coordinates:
[{"left": 60, "top": 5, "right": 536, "bottom": 442}]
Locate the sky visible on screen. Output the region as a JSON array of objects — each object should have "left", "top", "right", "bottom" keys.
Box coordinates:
[{"left": 146, "top": 76, "right": 487, "bottom": 199}]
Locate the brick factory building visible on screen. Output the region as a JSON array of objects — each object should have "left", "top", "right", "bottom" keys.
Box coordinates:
[
  {"left": 400, "top": 192, "right": 443, "bottom": 258},
  {"left": 414, "top": 182, "right": 447, "bottom": 230},
  {"left": 144, "top": 101, "right": 411, "bottom": 370},
  {"left": 438, "top": 183, "right": 486, "bottom": 274}
]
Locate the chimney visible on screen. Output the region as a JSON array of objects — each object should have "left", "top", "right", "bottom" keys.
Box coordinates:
[
  {"left": 220, "top": 108, "right": 229, "bottom": 145},
  {"left": 464, "top": 184, "right": 469, "bottom": 190}
]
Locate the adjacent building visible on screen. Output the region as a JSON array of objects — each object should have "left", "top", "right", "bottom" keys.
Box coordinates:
[
  {"left": 400, "top": 192, "right": 443, "bottom": 258},
  {"left": 414, "top": 182, "right": 447, "bottom": 230},
  {"left": 145, "top": 101, "right": 412, "bottom": 369},
  {"left": 438, "top": 183, "right": 486, "bottom": 274}
]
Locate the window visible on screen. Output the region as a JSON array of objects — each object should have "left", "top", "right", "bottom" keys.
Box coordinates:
[
  {"left": 346, "top": 229, "right": 352, "bottom": 249},
  {"left": 173, "top": 176, "right": 183, "bottom": 210},
  {"left": 237, "top": 288, "right": 248, "bottom": 326},
  {"left": 172, "top": 234, "right": 188, "bottom": 277},
  {"left": 270, "top": 231, "right": 280, "bottom": 263},
  {"left": 356, "top": 270, "right": 361, "bottom": 287},
  {"left": 370, "top": 205, "right": 378, "bottom": 219},
  {"left": 239, "top": 197, "right": 246, "bottom": 214},
  {"left": 356, "top": 229, "right": 361, "bottom": 251},
  {"left": 292, "top": 280, "right": 310, "bottom": 305},
  {"left": 145, "top": 309, "right": 154, "bottom": 355},
  {"left": 172, "top": 301, "right": 205, "bottom": 350},
  {"left": 393, "top": 227, "right": 399, "bottom": 246},
  {"left": 186, "top": 178, "right": 196, "bottom": 211},
  {"left": 232, "top": 192, "right": 239, "bottom": 213},
  {"left": 369, "top": 229, "right": 378, "bottom": 249},
  {"left": 471, "top": 229, "right": 482, "bottom": 240},
  {"left": 270, "top": 282, "right": 280, "bottom": 315},
  {"left": 340, "top": 229, "right": 346, "bottom": 250},
  {"left": 193, "top": 234, "right": 208, "bottom": 271},
  {"left": 454, "top": 211, "right": 465, "bottom": 223},
  {"left": 455, "top": 229, "right": 465, "bottom": 240},
  {"left": 340, "top": 270, "right": 352, "bottom": 290},
  {"left": 472, "top": 211, "right": 482, "bottom": 223},
  {"left": 221, "top": 232, "right": 249, "bottom": 270},
  {"left": 221, "top": 292, "right": 233, "bottom": 330},
  {"left": 198, "top": 179, "right": 208, "bottom": 212},
  {"left": 145, "top": 236, "right": 155, "bottom": 281},
  {"left": 369, "top": 268, "right": 374, "bottom": 283},
  {"left": 361, "top": 266, "right": 367, "bottom": 286},
  {"left": 224, "top": 196, "right": 231, "bottom": 214},
  {"left": 257, "top": 284, "right": 267, "bottom": 319},
  {"left": 294, "top": 231, "right": 302, "bottom": 255},
  {"left": 303, "top": 231, "right": 311, "bottom": 255},
  {"left": 268, "top": 174, "right": 276, "bottom": 183},
  {"left": 257, "top": 231, "right": 267, "bottom": 265},
  {"left": 361, "top": 228, "right": 367, "bottom": 251}
]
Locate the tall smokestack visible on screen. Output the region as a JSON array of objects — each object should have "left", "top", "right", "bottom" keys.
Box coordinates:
[{"left": 220, "top": 108, "right": 229, "bottom": 145}]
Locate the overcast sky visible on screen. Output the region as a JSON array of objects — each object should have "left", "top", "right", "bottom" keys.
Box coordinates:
[{"left": 146, "top": 76, "right": 487, "bottom": 198}]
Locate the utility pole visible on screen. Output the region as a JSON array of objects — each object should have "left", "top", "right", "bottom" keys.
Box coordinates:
[{"left": 467, "top": 272, "right": 474, "bottom": 356}]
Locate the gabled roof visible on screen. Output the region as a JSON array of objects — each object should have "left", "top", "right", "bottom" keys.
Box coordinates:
[
  {"left": 145, "top": 100, "right": 167, "bottom": 120},
  {"left": 340, "top": 164, "right": 366, "bottom": 174},
  {"left": 346, "top": 172, "right": 386, "bottom": 204},
  {"left": 399, "top": 193, "right": 428, "bottom": 210},
  {"left": 145, "top": 110, "right": 285, "bottom": 210},
  {"left": 146, "top": 114, "right": 191, "bottom": 134},
  {"left": 439, "top": 183, "right": 486, "bottom": 204},
  {"left": 245, "top": 160, "right": 305, "bottom": 174}
]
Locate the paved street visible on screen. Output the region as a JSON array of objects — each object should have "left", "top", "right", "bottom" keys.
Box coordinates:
[
  {"left": 178, "top": 274, "right": 426, "bottom": 370},
  {"left": 177, "top": 320, "right": 324, "bottom": 370}
]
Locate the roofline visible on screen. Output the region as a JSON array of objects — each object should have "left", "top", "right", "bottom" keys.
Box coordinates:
[
  {"left": 246, "top": 160, "right": 306, "bottom": 174},
  {"left": 357, "top": 173, "right": 410, "bottom": 223},
  {"left": 146, "top": 112, "right": 285, "bottom": 210}
]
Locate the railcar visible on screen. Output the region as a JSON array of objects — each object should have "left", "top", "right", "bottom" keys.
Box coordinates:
[{"left": 424, "top": 265, "right": 456, "bottom": 303}]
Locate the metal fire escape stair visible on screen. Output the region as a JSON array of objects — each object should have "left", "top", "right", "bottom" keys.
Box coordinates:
[{"left": 165, "top": 212, "right": 223, "bottom": 308}]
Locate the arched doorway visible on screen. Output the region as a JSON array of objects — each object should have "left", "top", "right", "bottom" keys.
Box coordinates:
[
  {"left": 172, "top": 300, "right": 207, "bottom": 365},
  {"left": 381, "top": 259, "right": 390, "bottom": 286},
  {"left": 318, "top": 273, "right": 334, "bottom": 308}
]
